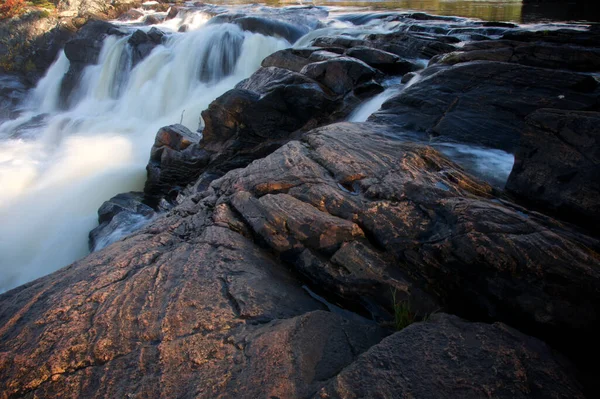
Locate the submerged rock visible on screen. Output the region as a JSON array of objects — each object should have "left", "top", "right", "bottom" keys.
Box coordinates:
[{"left": 89, "top": 192, "right": 155, "bottom": 252}]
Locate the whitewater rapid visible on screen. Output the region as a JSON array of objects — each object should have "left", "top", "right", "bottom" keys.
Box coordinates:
[{"left": 0, "top": 13, "right": 288, "bottom": 292}]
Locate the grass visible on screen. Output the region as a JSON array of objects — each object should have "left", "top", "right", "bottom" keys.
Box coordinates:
[{"left": 391, "top": 288, "right": 430, "bottom": 331}]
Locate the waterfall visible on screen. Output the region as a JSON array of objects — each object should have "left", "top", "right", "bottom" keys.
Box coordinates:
[{"left": 0, "top": 17, "right": 289, "bottom": 292}]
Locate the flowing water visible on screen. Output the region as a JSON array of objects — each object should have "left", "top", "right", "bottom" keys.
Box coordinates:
[
  {"left": 0, "top": 2, "right": 592, "bottom": 292},
  {"left": 0, "top": 11, "right": 289, "bottom": 291}
]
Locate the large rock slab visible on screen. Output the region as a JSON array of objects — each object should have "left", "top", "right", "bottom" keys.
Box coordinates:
[
  {"left": 370, "top": 61, "right": 600, "bottom": 152},
  {"left": 314, "top": 313, "right": 585, "bottom": 399},
  {"left": 432, "top": 40, "right": 600, "bottom": 72},
  {"left": 1, "top": 121, "right": 598, "bottom": 397},
  {"left": 506, "top": 109, "right": 600, "bottom": 230},
  {"left": 0, "top": 199, "right": 386, "bottom": 397},
  {"left": 211, "top": 122, "right": 600, "bottom": 366}
]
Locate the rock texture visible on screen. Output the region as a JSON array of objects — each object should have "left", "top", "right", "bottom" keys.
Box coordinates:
[
  {"left": 314, "top": 313, "right": 584, "bottom": 399},
  {"left": 506, "top": 109, "right": 600, "bottom": 230},
  {"left": 144, "top": 124, "right": 209, "bottom": 205},
  {"left": 1, "top": 122, "right": 597, "bottom": 398},
  {"left": 370, "top": 61, "right": 600, "bottom": 152}
]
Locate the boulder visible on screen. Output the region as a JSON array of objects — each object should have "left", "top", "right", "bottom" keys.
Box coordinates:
[
  {"left": 364, "top": 31, "right": 457, "bottom": 59},
  {"left": 300, "top": 57, "right": 379, "bottom": 96},
  {"left": 261, "top": 47, "right": 322, "bottom": 72},
  {"left": 118, "top": 9, "right": 144, "bottom": 21},
  {"left": 127, "top": 28, "right": 164, "bottom": 67},
  {"left": 314, "top": 314, "right": 585, "bottom": 399},
  {"left": 232, "top": 16, "right": 307, "bottom": 43},
  {"left": 143, "top": 15, "right": 161, "bottom": 25},
  {"left": 0, "top": 195, "right": 385, "bottom": 398},
  {"left": 89, "top": 192, "right": 155, "bottom": 252},
  {"left": 144, "top": 124, "right": 210, "bottom": 205},
  {"left": 60, "top": 20, "right": 126, "bottom": 108},
  {"left": 345, "top": 46, "right": 419, "bottom": 74},
  {"left": 198, "top": 66, "right": 351, "bottom": 175},
  {"left": 370, "top": 61, "right": 600, "bottom": 152},
  {"left": 506, "top": 109, "right": 600, "bottom": 230}
]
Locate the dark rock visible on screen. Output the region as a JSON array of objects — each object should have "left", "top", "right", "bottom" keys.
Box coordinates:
[
  {"left": 200, "top": 67, "right": 338, "bottom": 173},
  {"left": 401, "top": 71, "right": 417, "bottom": 83},
  {"left": 314, "top": 314, "right": 585, "bottom": 399},
  {"left": 261, "top": 47, "right": 320, "bottom": 72},
  {"left": 300, "top": 57, "right": 378, "bottom": 96},
  {"left": 225, "top": 310, "right": 386, "bottom": 398},
  {"left": 144, "top": 124, "right": 210, "bottom": 205},
  {"left": 0, "top": 188, "right": 385, "bottom": 398},
  {"left": 233, "top": 16, "right": 307, "bottom": 43},
  {"left": 370, "top": 61, "right": 600, "bottom": 152},
  {"left": 506, "top": 109, "right": 600, "bottom": 230},
  {"left": 166, "top": 6, "right": 180, "bottom": 20},
  {"left": 345, "top": 46, "right": 419, "bottom": 74},
  {"left": 433, "top": 41, "right": 600, "bottom": 72},
  {"left": 307, "top": 50, "right": 341, "bottom": 63},
  {"left": 365, "top": 32, "right": 457, "bottom": 59},
  {"left": 60, "top": 20, "right": 126, "bottom": 108},
  {"left": 89, "top": 192, "right": 155, "bottom": 252},
  {"left": 502, "top": 28, "right": 600, "bottom": 48},
  {"left": 144, "top": 15, "right": 161, "bottom": 26},
  {"left": 127, "top": 28, "right": 164, "bottom": 67},
  {"left": 312, "top": 36, "right": 368, "bottom": 49}
]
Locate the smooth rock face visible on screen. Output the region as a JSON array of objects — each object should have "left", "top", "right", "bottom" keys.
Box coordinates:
[
  {"left": 314, "top": 314, "right": 585, "bottom": 399},
  {"left": 370, "top": 61, "right": 600, "bottom": 152},
  {"left": 506, "top": 109, "right": 600, "bottom": 229},
  {"left": 432, "top": 40, "right": 600, "bottom": 72}
]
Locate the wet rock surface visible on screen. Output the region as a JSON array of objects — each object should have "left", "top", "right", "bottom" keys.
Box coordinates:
[
  {"left": 59, "top": 20, "right": 127, "bottom": 108},
  {"left": 370, "top": 61, "right": 599, "bottom": 152}
]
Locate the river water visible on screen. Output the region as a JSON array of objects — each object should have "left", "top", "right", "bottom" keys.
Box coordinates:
[{"left": 0, "top": 1, "right": 593, "bottom": 292}]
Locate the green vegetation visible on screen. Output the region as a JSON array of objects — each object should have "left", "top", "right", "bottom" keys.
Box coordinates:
[{"left": 391, "top": 289, "right": 432, "bottom": 331}]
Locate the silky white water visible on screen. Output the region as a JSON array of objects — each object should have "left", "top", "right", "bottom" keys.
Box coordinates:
[{"left": 0, "top": 19, "right": 288, "bottom": 292}]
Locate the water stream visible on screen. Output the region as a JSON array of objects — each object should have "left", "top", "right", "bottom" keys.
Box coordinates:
[{"left": 0, "top": 13, "right": 288, "bottom": 291}]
